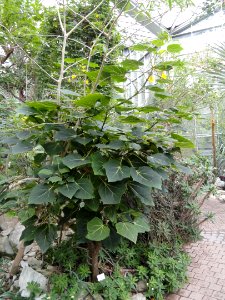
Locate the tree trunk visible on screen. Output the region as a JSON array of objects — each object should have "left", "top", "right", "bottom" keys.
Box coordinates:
[
  {"left": 211, "top": 108, "right": 217, "bottom": 174},
  {"left": 88, "top": 241, "right": 101, "bottom": 282}
]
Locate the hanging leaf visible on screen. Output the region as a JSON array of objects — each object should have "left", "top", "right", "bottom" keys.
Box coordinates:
[
  {"left": 43, "top": 142, "right": 64, "bottom": 156},
  {"left": 28, "top": 184, "right": 56, "bottom": 204},
  {"left": 103, "top": 159, "right": 130, "bottom": 182},
  {"left": 116, "top": 222, "right": 138, "bottom": 243},
  {"left": 74, "top": 178, "right": 95, "bottom": 199},
  {"left": 130, "top": 167, "right": 162, "bottom": 189},
  {"left": 75, "top": 93, "right": 106, "bottom": 107},
  {"left": 130, "top": 182, "right": 154, "bottom": 206},
  {"left": 35, "top": 224, "right": 57, "bottom": 253},
  {"left": 62, "top": 153, "right": 90, "bottom": 169},
  {"left": 167, "top": 44, "right": 183, "bottom": 53},
  {"left": 11, "top": 141, "right": 33, "bottom": 154},
  {"left": 55, "top": 128, "right": 77, "bottom": 141},
  {"left": 86, "top": 217, "right": 110, "bottom": 241},
  {"left": 98, "top": 182, "right": 126, "bottom": 204},
  {"left": 38, "top": 169, "right": 54, "bottom": 178},
  {"left": 120, "top": 116, "right": 145, "bottom": 124},
  {"left": 147, "top": 153, "right": 173, "bottom": 166},
  {"left": 58, "top": 183, "right": 80, "bottom": 199},
  {"left": 27, "top": 101, "right": 59, "bottom": 112},
  {"left": 133, "top": 217, "right": 150, "bottom": 233},
  {"left": 18, "top": 208, "right": 36, "bottom": 223},
  {"left": 91, "top": 152, "right": 107, "bottom": 175},
  {"left": 121, "top": 59, "right": 143, "bottom": 71},
  {"left": 171, "top": 133, "right": 195, "bottom": 148},
  {"left": 137, "top": 106, "right": 161, "bottom": 113}
]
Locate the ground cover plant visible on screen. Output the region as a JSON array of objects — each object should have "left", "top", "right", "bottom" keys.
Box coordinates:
[{"left": 0, "top": 0, "right": 215, "bottom": 299}]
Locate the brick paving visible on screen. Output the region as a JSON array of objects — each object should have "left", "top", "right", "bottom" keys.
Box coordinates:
[{"left": 166, "top": 195, "right": 225, "bottom": 300}]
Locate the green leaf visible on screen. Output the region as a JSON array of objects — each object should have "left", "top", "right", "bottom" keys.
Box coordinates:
[
  {"left": 174, "top": 162, "right": 193, "bottom": 175},
  {"left": 116, "top": 222, "right": 138, "bottom": 243},
  {"left": 86, "top": 217, "right": 110, "bottom": 241},
  {"left": 43, "top": 142, "right": 64, "bottom": 156},
  {"left": 137, "top": 106, "right": 161, "bottom": 113},
  {"left": 18, "top": 208, "right": 36, "bottom": 223},
  {"left": 98, "top": 182, "right": 126, "bottom": 204},
  {"left": 130, "top": 182, "right": 154, "bottom": 206},
  {"left": 62, "top": 153, "right": 90, "bottom": 169},
  {"left": 75, "top": 93, "right": 106, "bottom": 107},
  {"left": 55, "top": 128, "right": 76, "bottom": 141},
  {"left": 1, "top": 136, "right": 19, "bottom": 145},
  {"left": 48, "top": 176, "right": 62, "bottom": 183},
  {"left": 133, "top": 217, "right": 150, "bottom": 233},
  {"left": 85, "top": 199, "right": 100, "bottom": 212},
  {"left": 91, "top": 152, "right": 107, "bottom": 175},
  {"left": 103, "top": 160, "right": 130, "bottom": 182},
  {"left": 38, "top": 169, "right": 54, "bottom": 178},
  {"left": 152, "top": 39, "right": 164, "bottom": 47},
  {"left": 35, "top": 224, "right": 57, "bottom": 253},
  {"left": 58, "top": 183, "right": 80, "bottom": 199},
  {"left": 167, "top": 44, "right": 183, "bottom": 53},
  {"left": 75, "top": 137, "right": 92, "bottom": 145},
  {"left": 27, "top": 101, "right": 58, "bottom": 111},
  {"left": 16, "top": 130, "right": 33, "bottom": 139},
  {"left": 147, "top": 86, "right": 165, "bottom": 92},
  {"left": 11, "top": 141, "right": 33, "bottom": 154},
  {"left": 171, "top": 133, "right": 195, "bottom": 148},
  {"left": 121, "top": 59, "right": 143, "bottom": 71},
  {"left": 28, "top": 184, "right": 56, "bottom": 204},
  {"left": 147, "top": 153, "right": 172, "bottom": 166},
  {"left": 120, "top": 116, "right": 145, "bottom": 124},
  {"left": 75, "top": 178, "right": 95, "bottom": 199},
  {"left": 16, "top": 105, "right": 37, "bottom": 116},
  {"left": 130, "top": 44, "right": 156, "bottom": 52},
  {"left": 130, "top": 167, "right": 162, "bottom": 189}
]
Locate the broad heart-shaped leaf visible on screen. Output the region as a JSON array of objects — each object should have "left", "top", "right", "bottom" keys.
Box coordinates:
[
  {"left": 121, "top": 59, "right": 143, "bottom": 71},
  {"left": 35, "top": 224, "right": 57, "bottom": 253},
  {"left": 74, "top": 178, "right": 95, "bottom": 199},
  {"left": 130, "top": 182, "right": 154, "bottom": 206},
  {"left": 91, "top": 152, "right": 107, "bottom": 176},
  {"left": 62, "top": 153, "right": 90, "bottom": 169},
  {"left": 120, "top": 116, "right": 145, "bottom": 124},
  {"left": 43, "top": 142, "right": 64, "bottom": 156},
  {"left": 98, "top": 182, "right": 126, "bottom": 205},
  {"left": 171, "top": 133, "right": 195, "bottom": 149},
  {"left": 137, "top": 105, "right": 161, "bottom": 113},
  {"left": 11, "top": 141, "right": 33, "bottom": 154},
  {"left": 103, "top": 159, "right": 130, "bottom": 182},
  {"left": 55, "top": 128, "right": 77, "bottom": 141},
  {"left": 86, "top": 217, "right": 110, "bottom": 241},
  {"left": 133, "top": 217, "right": 150, "bottom": 233},
  {"left": 58, "top": 183, "right": 80, "bottom": 199},
  {"left": 130, "top": 167, "right": 162, "bottom": 189},
  {"left": 27, "top": 101, "right": 59, "bottom": 112},
  {"left": 116, "top": 222, "right": 138, "bottom": 243},
  {"left": 167, "top": 44, "right": 183, "bottom": 53},
  {"left": 75, "top": 93, "right": 107, "bottom": 107},
  {"left": 147, "top": 153, "right": 173, "bottom": 167},
  {"left": 38, "top": 169, "right": 54, "bottom": 178},
  {"left": 29, "top": 184, "right": 56, "bottom": 204}
]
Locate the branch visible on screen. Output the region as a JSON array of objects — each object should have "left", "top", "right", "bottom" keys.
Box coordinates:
[{"left": 1, "top": 46, "right": 15, "bottom": 64}]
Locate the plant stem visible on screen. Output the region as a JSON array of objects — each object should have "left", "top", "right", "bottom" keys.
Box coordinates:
[{"left": 88, "top": 241, "right": 101, "bottom": 282}]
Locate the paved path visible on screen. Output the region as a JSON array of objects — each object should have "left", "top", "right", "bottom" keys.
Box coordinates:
[{"left": 166, "top": 194, "right": 225, "bottom": 300}]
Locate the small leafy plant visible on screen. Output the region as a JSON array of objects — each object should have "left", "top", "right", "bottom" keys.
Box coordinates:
[{"left": 0, "top": 33, "right": 195, "bottom": 281}]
